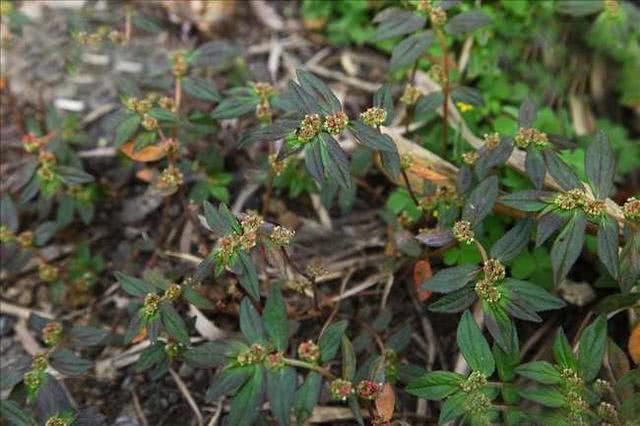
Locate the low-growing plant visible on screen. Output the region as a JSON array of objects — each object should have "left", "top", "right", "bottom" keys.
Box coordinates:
[{"left": 1, "top": 1, "right": 639, "bottom": 425}]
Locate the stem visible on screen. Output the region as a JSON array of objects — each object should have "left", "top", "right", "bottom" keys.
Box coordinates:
[
  {"left": 174, "top": 77, "right": 182, "bottom": 114},
  {"left": 124, "top": 6, "right": 132, "bottom": 43},
  {"left": 474, "top": 240, "right": 489, "bottom": 263},
  {"left": 283, "top": 358, "right": 335, "bottom": 380},
  {"left": 436, "top": 28, "right": 450, "bottom": 155},
  {"left": 401, "top": 168, "right": 421, "bottom": 207}
]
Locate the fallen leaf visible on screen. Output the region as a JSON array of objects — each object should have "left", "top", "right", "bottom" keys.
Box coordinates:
[
  {"left": 413, "top": 259, "right": 433, "bottom": 302},
  {"left": 121, "top": 139, "right": 169, "bottom": 162},
  {"left": 132, "top": 326, "right": 148, "bottom": 344},
  {"left": 629, "top": 322, "right": 640, "bottom": 365},
  {"left": 375, "top": 383, "right": 395, "bottom": 422},
  {"left": 136, "top": 168, "right": 157, "bottom": 183},
  {"left": 409, "top": 164, "right": 449, "bottom": 182}
]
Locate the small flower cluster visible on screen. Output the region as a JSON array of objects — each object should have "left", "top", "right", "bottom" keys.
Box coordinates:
[
  {"left": 329, "top": 379, "right": 354, "bottom": 401},
  {"left": 400, "top": 154, "right": 414, "bottom": 171},
  {"left": 460, "top": 371, "right": 487, "bottom": 392},
  {"left": 553, "top": 189, "right": 606, "bottom": 217},
  {"left": 141, "top": 114, "right": 158, "bottom": 131},
  {"left": 8, "top": 230, "right": 34, "bottom": 248},
  {"left": 360, "top": 107, "right": 387, "bottom": 127},
  {"left": 125, "top": 93, "right": 175, "bottom": 114},
  {"left": 297, "top": 340, "right": 320, "bottom": 363},
  {"left": 39, "top": 263, "right": 59, "bottom": 282},
  {"left": 23, "top": 354, "right": 48, "bottom": 397},
  {"left": 514, "top": 127, "right": 549, "bottom": 149},
  {"left": 156, "top": 165, "right": 184, "bottom": 192},
  {"left": 453, "top": 220, "right": 475, "bottom": 244},
  {"left": 597, "top": 401, "right": 621, "bottom": 425},
  {"left": 142, "top": 293, "right": 161, "bottom": 319},
  {"left": 356, "top": 380, "right": 382, "bottom": 400},
  {"left": 42, "top": 321, "right": 64, "bottom": 346},
  {"left": 270, "top": 225, "right": 295, "bottom": 246},
  {"left": 236, "top": 343, "right": 267, "bottom": 366},
  {"left": 483, "top": 258, "right": 506, "bottom": 282},
  {"left": 21, "top": 133, "right": 48, "bottom": 153},
  {"left": 475, "top": 278, "right": 501, "bottom": 303},
  {"left": 323, "top": 111, "right": 349, "bottom": 135},
  {"left": 428, "top": 64, "right": 447, "bottom": 85},
  {"left": 165, "top": 341, "right": 183, "bottom": 360},
  {"left": 171, "top": 51, "right": 189, "bottom": 78},
  {"left": 462, "top": 151, "right": 479, "bottom": 165},
  {"left": 214, "top": 212, "right": 267, "bottom": 267},
  {"left": 265, "top": 351, "right": 285, "bottom": 369},
  {"left": 623, "top": 197, "right": 639, "bottom": 222},
  {"left": 75, "top": 26, "right": 120, "bottom": 46},
  {"left": 483, "top": 132, "right": 500, "bottom": 150},
  {"left": 429, "top": 6, "right": 447, "bottom": 26},
  {"left": 163, "top": 283, "right": 182, "bottom": 302},
  {"left": 400, "top": 84, "right": 421, "bottom": 106},
  {"left": 463, "top": 391, "right": 492, "bottom": 416},
  {"left": 45, "top": 415, "right": 74, "bottom": 426},
  {"left": 297, "top": 114, "right": 322, "bottom": 142},
  {"left": 253, "top": 82, "right": 275, "bottom": 122}
]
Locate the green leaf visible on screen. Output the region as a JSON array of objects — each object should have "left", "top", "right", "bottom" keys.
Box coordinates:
[
  {"left": 183, "top": 341, "right": 230, "bottom": 368},
  {"left": 451, "top": 86, "right": 484, "bottom": 107},
  {"left": 551, "top": 211, "right": 586, "bottom": 285},
  {"left": 68, "top": 325, "right": 108, "bottom": 348},
  {"left": 319, "top": 320, "right": 348, "bottom": 363},
  {"left": 457, "top": 311, "right": 495, "bottom": 376},
  {"left": 515, "top": 361, "right": 562, "bottom": 384},
  {"left": 56, "top": 166, "right": 94, "bottom": 185},
  {"left": 595, "top": 292, "right": 640, "bottom": 314},
  {"left": 115, "top": 271, "right": 154, "bottom": 297},
  {"left": 371, "top": 8, "right": 425, "bottom": 42},
  {"left": 294, "top": 372, "right": 322, "bottom": 424},
  {"left": 422, "top": 264, "right": 479, "bottom": 293},
  {"left": 490, "top": 219, "right": 532, "bottom": 263},
  {"left": 160, "top": 303, "right": 190, "bottom": 344},
  {"left": 500, "top": 190, "right": 551, "bottom": 212},
  {"left": 202, "top": 201, "right": 234, "bottom": 236},
  {"left": 406, "top": 371, "right": 465, "bottom": 400},
  {"left": 134, "top": 342, "right": 167, "bottom": 372},
  {"left": 577, "top": 315, "right": 607, "bottom": 382},
  {"left": 536, "top": 211, "right": 569, "bottom": 247},
  {"left": 544, "top": 151, "right": 582, "bottom": 191},
  {"left": 555, "top": 0, "right": 603, "bottom": 16},
  {"left": 205, "top": 366, "right": 253, "bottom": 402},
  {"left": 518, "top": 97, "right": 537, "bottom": 128},
  {"left": 263, "top": 284, "right": 289, "bottom": 351},
  {"left": 445, "top": 10, "right": 491, "bottom": 36},
  {"left": 439, "top": 391, "right": 466, "bottom": 424},
  {"left": 389, "top": 31, "right": 434, "bottom": 72},
  {"left": 585, "top": 131, "right": 615, "bottom": 199},
  {"left": 239, "top": 299, "right": 265, "bottom": 344},
  {"left": 114, "top": 114, "right": 141, "bottom": 147},
  {"left": 484, "top": 303, "right": 516, "bottom": 353},
  {"left": 227, "top": 367, "right": 265, "bottom": 426},
  {"left": 0, "top": 399, "right": 37, "bottom": 426},
  {"left": 182, "top": 287, "right": 214, "bottom": 309},
  {"left": 148, "top": 107, "right": 178, "bottom": 123},
  {"left": 342, "top": 336, "right": 356, "bottom": 381},
  {"left": 267, "top": 367, "right": 296, "bottom": 426},
  {"left": 350, "top": 121, "right": 397, "bottom": 152},
  {"left": 373, "top": 84, "right": 394, "bottom": 125},
  {"left": 182, "top": 77, "right": 221, "bottom": 102},
  {"left": 462, "top": 176, "right": 499, "bottom": 225},
  {"left": 429, "top": 287, "right": 477, "bottom": 313},
  {"left": 519, "top": 387, "right": 565, "bottom": 407},
  {"left": 304, "top": 140, "right": 324, "bottom": 185},
  {"left": 297, "top": 69, "right": 342, "bottom": 114},
  {"left": 49, "top": 349, "right": 92, "bottom": 376},
  {"left": 502, "top": 279, "right": 566, "bottom": 312},
  {"left": 552, "top": 329, "right": 577, "bottom": 371},
  {"left": 233, "top": 251, "right": 260, "bottom": 301},
  {"left": 597, "top": 215, "right": 619, "bottom": 279},
  {"left": 1, "top": 194, "right": 19, "bottom": 231},
  {"left": 414, "top": 91, "right": 444, "bottom": 116},
  {"left": 319, "top": 133, "right": 352, "bottom": 190},
  {"left": 380, "top": 149, "right": 401, "bottom": 180},
  {"left": 525, "top": 149, "right": 546, "bottom": 189},
  {"left": 211, "top": 95, "right": 258, "bottom": 120},
  {"left": 492, "top": 328, "right": 520, "bottom": 382}
]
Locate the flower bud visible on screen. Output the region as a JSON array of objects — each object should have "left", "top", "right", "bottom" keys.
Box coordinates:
[
  {"left": 45, "top": 415, "right": 72, "bottom": 426},
  {"left": 623, "top": 197, "right": 639, "bottom": 222},
  {"left": 462, "top": 151, "right": 479, "bottom": 165},
  {"left": 163, "top": 283, "right": 182, "bottom": 302},
  {"left": 39, "top": 263, "right": 59, "bottom": 283},
  {"left": 429, "top": 6, "right": 447, "bottom": 26},
  {"left": 23, "top": 370, "right": 43, "bottom": 392},
  {"left": 252, "top": 82, "right": 274, "bottom": 99},
  {"left": 514, "top": 127, "right": 549, "bottom": 149},
  {"left": 297, "top": 114, "right": 322, "bottom": 142},
  {"left": 16, "top": 230, "right": 34, "bottom": 248},
  {"left": 270, "top": 226, "right": 295, "bottom": 246},
  {"left": 297, "top": 340, "right": 320, "bottom": 363},
  {"left": 323, "top": 111, "right": 349, "bottom": 135},
  {"left": 329, "top": 379, "right": 353, "bottom": 401},
  {"left": 460, "top": 371, "right": 487, "bottom": 392},
  {"left": 356, "top": 380, "right": 381, "bottom": 400},
  {"left": 360, "top": 107, "right": 387, "bottom": 127},
  {"left": 0, "top": 225, "right": 14, "bottom": 243},
  {"left": 165, "top": 341, "right": 183, "bottom": 360},
  {"left": 453, "top": 220, "right": 474, "bottom": 244},
  {"left": 483, "top": 258, "right": 505, "bottom": 282},
  {"left": 475, "top": 278, "right": 501, "bottom": 303},
  {"left": 265, "top": 351, "right": 285, "bottom": 369},
  {"left": 400, "top": 84, "right": 421, "bottom": 106},
  {"left": 142, "top": 293, "right": 161, "bottom": 319},
  {"left": 142, "top": 114, "right": 158, "bottom": 131},
  {"left": 42, "top": 321, "right": 64, "bottom": 346},
  {"left": 483, "top": 132, "right": 500, "bottom": 149}
]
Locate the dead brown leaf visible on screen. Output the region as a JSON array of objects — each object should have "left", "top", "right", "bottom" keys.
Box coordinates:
[
  {"left": 413, "top": 259, "right": 433, "bottom": 302},
  {"left": 375, "top": 383, "right": 395, "bottom": 422}
]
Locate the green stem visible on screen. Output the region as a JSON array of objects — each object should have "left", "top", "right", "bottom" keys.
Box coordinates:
[{"left": 283, "top": 357, "right": 335, "bottom": 380}]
